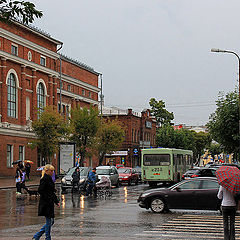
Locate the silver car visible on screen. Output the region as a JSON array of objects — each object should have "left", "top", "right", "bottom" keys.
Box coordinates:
[{"left": 96, "top": 166, "right": 119, "bottom": 187}]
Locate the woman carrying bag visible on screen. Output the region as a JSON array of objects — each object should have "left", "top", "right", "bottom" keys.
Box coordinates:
[{"left": 32, "top": 164, "right": 60, "bottom": 240}]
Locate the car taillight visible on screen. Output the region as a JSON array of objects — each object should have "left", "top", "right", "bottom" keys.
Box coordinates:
[
  {"left": 182, "top": 174, "right": 184, "bottom": 179},
  {"left": 191, "top": 174, "right": 199, "bottom": 178}
]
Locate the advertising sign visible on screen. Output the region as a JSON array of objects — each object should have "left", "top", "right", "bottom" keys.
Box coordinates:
[{"left": 59, "top": 143, "right": 75, "bottom": 174}]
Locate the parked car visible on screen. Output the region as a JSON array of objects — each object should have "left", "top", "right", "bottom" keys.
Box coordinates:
[
  {"left": 182, "top": 168, "right": 199, "bottom": 180},
  {"left": 96, "top": 166, "right": 119, "bottom": 187},
  {"left": 138, "top": 177, "right": 221, "bottom": 213},
  {"left": 116, "top": 164, "right": 124, "bottom": 169},
  {"left": 190, "top": 168, "right": 217, "bottom": 178},
  {"left": 133, "top": 167, "right": 142, "bottom": 182},
  {"left": 61, "top": 167, "right": 91, "bottom": 192},
  {"left": 118, "top": 167, "right": 139, "bottom": 185}
]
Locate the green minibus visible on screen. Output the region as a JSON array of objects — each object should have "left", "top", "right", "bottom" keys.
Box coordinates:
[{"left": 141, "top": 148, "right": 193, "bottom": 187}]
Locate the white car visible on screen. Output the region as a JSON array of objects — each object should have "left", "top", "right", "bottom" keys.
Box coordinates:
[{"left": 96, "top": 166, "right": 119, "bottom": 187}]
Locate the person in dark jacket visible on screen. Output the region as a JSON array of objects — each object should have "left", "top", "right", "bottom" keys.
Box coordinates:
[
  {"left": 25, "top": 162, "right": 31, "bottom": 180},
  {"left": 71, "top": 167, "right": 80, "bottom": 192},
  {"left": 32, "top": 164, "right": 60, "bottom": 240},
  {"left": 15, "top": 163, "right": 23, "bottom": 195},
  {"left": 86, "top": 168, "right": 96, "bottom": 196}
]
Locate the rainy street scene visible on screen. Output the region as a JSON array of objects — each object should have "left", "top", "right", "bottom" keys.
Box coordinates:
[
  {"left": 1, "top": 1, "right": 240, "bottom": 240},
  {"left": 0, "top": 181, "right": 237, "bottom": 240}
]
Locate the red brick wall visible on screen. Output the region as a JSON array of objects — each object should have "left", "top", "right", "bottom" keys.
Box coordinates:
[
  {"left": 0, "top": 134, "right": 37, "bottom": 176},
  {"left": 0, "top": 21, "right": 58, "bottom": 52}
]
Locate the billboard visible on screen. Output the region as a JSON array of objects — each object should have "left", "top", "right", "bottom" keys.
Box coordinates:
[{"left": 59, "top": 143, "right": 75, "bottom": 174}]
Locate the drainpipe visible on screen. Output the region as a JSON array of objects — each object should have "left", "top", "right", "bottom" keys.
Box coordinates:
[{"left": 57, "top": 43, "right": 63, "bottom": 113}]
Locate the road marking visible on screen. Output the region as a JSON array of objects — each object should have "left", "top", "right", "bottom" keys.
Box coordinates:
[{"left": 136, "top": 214, "right": 240, "bottom": 239}]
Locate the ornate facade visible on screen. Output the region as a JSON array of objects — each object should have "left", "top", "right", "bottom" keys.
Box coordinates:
[{"left": 0, "top": 21, "right": 100, "bottom": 176}]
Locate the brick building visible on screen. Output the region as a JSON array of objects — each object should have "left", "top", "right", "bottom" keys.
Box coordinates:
[
  {"left": 102, "top": 107, "right": 156, "bottom": 167},
  {"left": 0, "top": 21, "right": 100, "bottom": 176}
]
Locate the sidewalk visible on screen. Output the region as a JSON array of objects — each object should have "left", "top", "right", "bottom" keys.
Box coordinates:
[{"left": 0, "top": 175, "right": 61, "bottom": 189}]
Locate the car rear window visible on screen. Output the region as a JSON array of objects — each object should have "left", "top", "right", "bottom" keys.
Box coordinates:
[
  {"left": 96, "top": 169, "right": 111, "bottom": 175},
  {"left": 143, "top": 154, "right": 170, "bottom": 166},
  {"left": 118, "top": 168, "right": 131, "bottom": 174}
]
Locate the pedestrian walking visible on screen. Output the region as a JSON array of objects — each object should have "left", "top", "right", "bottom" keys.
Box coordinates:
[
  {"left": 15, "top": 162, "right": 23, "bottom": 195},
  {"left": 72, "top": 167, "right": 80, "bottom": 192},
  {"left": 217, "top": 185, "right": 236, "bottom": 240},
  {"left": 86, "top": 168, "right": 96, "bottom": 196},
  {"left": 32, "top": 164, "right": 60, "bottom": 240},
  {"left": 216, "top": 166, "right": 240, "bottom": 240},
  {"left": 25, "top": 162, "right": 31, "bottom": 180}
]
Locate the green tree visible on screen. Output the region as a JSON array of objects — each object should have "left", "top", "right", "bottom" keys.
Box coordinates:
[
  {"left": 193, "top": 131, "right": 211, "bottom": 162},
  {"left": 70, "top": 106, "right": 100, "bottom": 165},
  {"left": 93, "top": 119, "right": 125, "bottom": 166},
  {"left": 149, "top": 98, "right": 174, "bottom": 126},
  {"left": 31, "top": 106, "right": 69, "bottom": 164},
  {"left": 207, "top": 90, "right": 239, "bottom": 159},
  {"left": 156, "top": 125, "right": 210, "bottom": 162},
  {"left": 0, "top": 0, "right": 42, "bottom": 24},
  {"left": 208, "top": 142, "right": 223, "bottom": 160}
]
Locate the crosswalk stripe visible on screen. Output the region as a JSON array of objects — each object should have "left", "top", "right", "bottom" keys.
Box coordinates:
[{"left": 136, "top": 214, "right": 240, "bottom": 239}]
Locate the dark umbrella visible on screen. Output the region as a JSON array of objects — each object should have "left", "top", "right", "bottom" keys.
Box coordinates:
[
  {"left": 12, "top": 160, "right": 22, "bottom": 165},
  {"left": 216, "top": 166, "right": 240, "bottom": 193}
]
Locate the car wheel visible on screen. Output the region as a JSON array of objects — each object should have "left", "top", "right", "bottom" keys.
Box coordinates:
[
  {"left": 149, "top": 182, "right": 157, "bottom": 188},
  {"left": 61, "top": 187, "right": 67, "bottom": 193},
  {"left": 150, "top": 197, "right": 166, "bottom": 213},
  {"left": 128, "top": 179, "right": 132, "bottom": 186},
  {"left": 135, "top": 179, "right": 138, "bottom": 185}
]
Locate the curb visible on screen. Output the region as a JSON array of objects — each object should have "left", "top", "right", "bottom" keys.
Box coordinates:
[{"left": 0, "top": 182, "right": 61, "bottom": 190}]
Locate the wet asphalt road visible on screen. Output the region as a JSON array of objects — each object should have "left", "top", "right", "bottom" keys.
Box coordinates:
[{"left": 0, "top": 183, "right": 222, "bottom": 240}]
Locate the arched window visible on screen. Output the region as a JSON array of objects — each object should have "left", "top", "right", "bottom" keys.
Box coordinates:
[
  {"left": 7, "top": 73, "right": 17, "bottom": 118},
  {"left": 37, "top": 82, "right": 45, "bottom": 114}
]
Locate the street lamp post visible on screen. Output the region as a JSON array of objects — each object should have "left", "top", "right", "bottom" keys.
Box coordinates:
[{"left": 211, "top": 48, "right": 240, "bottom": 162}]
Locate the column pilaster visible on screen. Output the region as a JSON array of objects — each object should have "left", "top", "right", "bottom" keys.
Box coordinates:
[
  {"left": 20, "top": 65, "right": 26, "bottom": 125},
  {"left": 1, "top": 58, "right": 7, "bottom": 122}
]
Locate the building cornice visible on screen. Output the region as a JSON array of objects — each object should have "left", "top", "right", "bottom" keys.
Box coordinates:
[
  {"left": 62, "top": 73, "right": 100, "bottom": 93},
  {"left": 0, "top": 27, "right": 60, "bottom": 59},
  {"left": 57, "top": 89, "right": 99, "bottom": 105},
  {"left": 0, "top": 50, "right": 59, "bottom": 76},
  {"left": 0, "top": 126, "right": 36, "bottom": 138}
]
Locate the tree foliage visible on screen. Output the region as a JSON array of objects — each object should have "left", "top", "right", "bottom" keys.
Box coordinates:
[
  {"left": 207, "top": 90, "right": 239, "bottom": 156},
  {"left": 93, "top": 119, "right": 125, "bottom": 166},
  {"left": 0, "top": 0, "right": 42, "bottom": 24},
  {"left": 156, "top": 125, "right": 211, "bottom": 161},
  {"left": 70, "top": 106, "right": 100, "bottom": 165},
  {"left": 149, "top": 98, "right": 174, "bottom": 126},
  {"left": 208, "top": 142, "right": 223, "bottom": 160},
  {"left": 31, "top": 107, "right": 69, "bottom": 164}
]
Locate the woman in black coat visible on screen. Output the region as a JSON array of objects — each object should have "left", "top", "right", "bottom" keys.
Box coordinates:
[{"left": 32, "top": 164, "right": 59, "bottom": 240}]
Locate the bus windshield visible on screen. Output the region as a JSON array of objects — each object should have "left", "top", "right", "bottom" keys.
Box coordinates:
[{"left": 143, "top": 154, "right": 170, "bottom": 166}]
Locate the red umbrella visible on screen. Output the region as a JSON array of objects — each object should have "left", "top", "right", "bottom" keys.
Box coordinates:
[{"left": 216, "top": 166, "right": 240, "bottom": 193}]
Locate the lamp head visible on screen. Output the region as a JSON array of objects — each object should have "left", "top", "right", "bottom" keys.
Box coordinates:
[{"left": 211, "top": 48, "right": 227, "bottom": 53}]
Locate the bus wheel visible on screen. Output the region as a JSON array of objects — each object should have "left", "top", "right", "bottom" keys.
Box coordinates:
[
  {"left": 149, "top": 182, "right": 157, "bottom": 188},
  {"left": 150, "top": 197, "right": 166, "bottom": 213}
]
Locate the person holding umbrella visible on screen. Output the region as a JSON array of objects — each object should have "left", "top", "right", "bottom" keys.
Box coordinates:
[{"left": 216, "top": 165, "right": 240, "bottom": 240}]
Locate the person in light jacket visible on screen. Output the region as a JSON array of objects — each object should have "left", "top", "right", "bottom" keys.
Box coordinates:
[
  {"left": 217, "top": 185, "right": 236, "bottom": 240},
  {"left": 32, "top": 164, "right": 60, "bottom": 240}
]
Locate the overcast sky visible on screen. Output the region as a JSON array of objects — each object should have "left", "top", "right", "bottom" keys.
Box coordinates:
[{"left": 30, "top": 0, "right": 240, "bottom": 126}]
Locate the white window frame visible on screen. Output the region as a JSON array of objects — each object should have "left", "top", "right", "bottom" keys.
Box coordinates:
[
  {"left": 6, "top": 69, "right": 19, "bottom": 119},
  {"left": 11, "top": 43, "right": 18, "bottom": 56},
  {"left": 67, "top": 84, "right": 71, "bottom": 92},
  {"left": 19, "top": 145, "right": 25, "bottom": 162},
  {"left": 82, "top": 89, "right": 85, "bottom": 95},
  {"left": 40, "top": 55, "right": 46, "bottom": 66},
  {"left": 7, "top": 144, "right": 13, "bottom": 168}
]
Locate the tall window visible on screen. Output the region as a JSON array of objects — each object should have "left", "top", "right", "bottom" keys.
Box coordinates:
[
  {"left": 19, "top": 146, "right": 24, "bottom": 161},
  {"left": 7, "top": 145, "right": 13, "bottom": 167},
  {"left": 7, "top": 73, "right": 17, "bottom": 118},
  {"left": 37, "top": 82, "right": 45, "bottom": 115},
  {"left": 40, "top": 56, "right": 46, "bottom": 66},
  {"left": 11, "top": 44, "right": 18, "bottom": 56}
]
